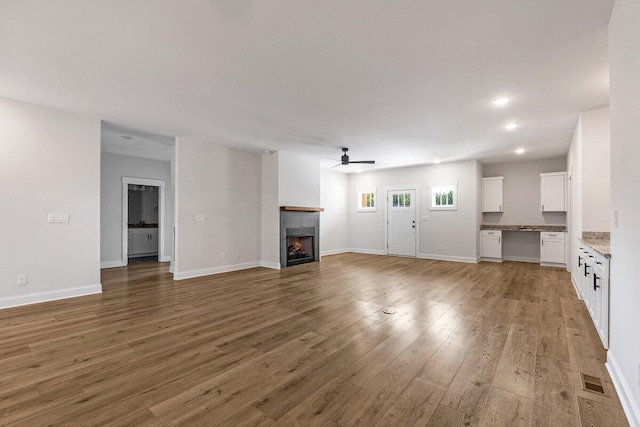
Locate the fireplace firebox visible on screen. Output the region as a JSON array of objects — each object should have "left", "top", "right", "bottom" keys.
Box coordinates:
[
  {"left": 280, "top": 207, "right": 321, "bottom": 268},
  {"left": 287, "top": 235, "right": 314, "bottom": 265}
]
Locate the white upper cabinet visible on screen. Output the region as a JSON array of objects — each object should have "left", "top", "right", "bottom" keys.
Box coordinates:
[
  {"left": 540, "top": 172, "right": 567, "bottom": 212},
  {"left": 482, "top": 176, "right": 504, "bottom": 212}
]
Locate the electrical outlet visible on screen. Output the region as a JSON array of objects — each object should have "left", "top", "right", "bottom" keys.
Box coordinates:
[
  {"left": 220, "top": 252, "right": 225, "bottom": 260},
  {"left": 235, "top": 252, "right": 240, "bottom": 260},
  {"left": 614, "top": 211, "right": 619, "bottom": 228},
  {"left": 438, "top": 244, "right": 442, "bottom": 252},
  {"left": 17, "top": 274, "right": 27, "bottom": 286},
  {"left": 196, "top": 214, "right": 206, "bottom": 222}
]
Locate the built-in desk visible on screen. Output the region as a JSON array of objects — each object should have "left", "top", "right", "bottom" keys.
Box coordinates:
[{"left": 480, "top": 224, "right": 567, "bottom": 265}]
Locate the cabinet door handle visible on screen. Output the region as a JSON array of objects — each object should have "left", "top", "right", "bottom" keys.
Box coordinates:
[
  {"left": 499, "top": 205, "right": 502, "bottom": 212},
  {"left": 541, "top": 239, "right": 544, "bottom": 246},
  {"left": 498, "top": 237, "right": 501, "bottom": 243},
  {"left": 593, "top": 274, "right": 600, "bottom": 291},
  {"left": 542, "top": 204, "right": 545, "bottom": 211},
  {"left": 578, "top": 256, "right": 583, "bottom": 267}
]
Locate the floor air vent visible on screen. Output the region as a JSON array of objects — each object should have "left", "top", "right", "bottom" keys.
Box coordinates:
[{"left": 579, "top": 372, "right": 606, "bottom": 395}]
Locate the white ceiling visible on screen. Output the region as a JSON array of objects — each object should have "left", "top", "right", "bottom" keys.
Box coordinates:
[{"left": 0, "top": 1, "right": 614, "bottom": 171}]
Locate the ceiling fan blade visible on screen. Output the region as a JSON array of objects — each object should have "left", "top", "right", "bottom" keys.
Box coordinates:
[
  {"left": 330, "top": 162, "right": 343, "bottom": 168},
  {"left": 348, "top": 160, "right": 375, "bottom": 164}
]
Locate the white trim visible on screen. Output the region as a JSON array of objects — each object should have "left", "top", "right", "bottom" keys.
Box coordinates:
[
  {"left": 418, "top": 253, "right": 479, "bottom": 263},
  {"left": 503, "top": 255, "right": 540, "bottom": 263},
  {"left": 348, "top": 248, "right": 386, "bottom": 255},
  {"left": 160, "top": 255, "right": 171, "bottom": 262},
  {"left": 122, "top": 177, "right": 167, "bottom": 267},
  {"left": 478, "top": 257, "right": 503, "bottom": 263},
  {"left": 570, "top": 274, "right": 582, "bottom": 300},
  {"left": 101, "top": 260, "right": 126, "bottom": 269},
  {"left": 606, "top": 352, "right": 640, "bottom": 427},
  {"left": 260, "top": 261, "right": 281, "bottom": 269},
  {"left": 0, "top": 285, "right": 102, "bottom": 310},
  {"left": 320, "top": 248, "right": 350, "bottom": 257},
  {"left": 173, "top": 261, "right": 261, "bottom": 280},
  {"left": 540, "top": 262, "right": 567, "bottom": 268}
]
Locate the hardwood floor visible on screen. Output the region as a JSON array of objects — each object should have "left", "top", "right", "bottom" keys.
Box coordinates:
[{"left": 0, "top": 254, "right": 630, "bottom": 426}]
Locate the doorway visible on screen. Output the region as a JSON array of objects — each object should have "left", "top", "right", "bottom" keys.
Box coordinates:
[
  {"left": 122, "top": 177, "right": 167, "bottom": 265},
  {"left": 387, "top": 189, "right": 417, "bottom": 256}
]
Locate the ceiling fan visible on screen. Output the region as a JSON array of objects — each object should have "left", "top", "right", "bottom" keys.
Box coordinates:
[{"left": 332, "top": 147, "right": 375, "bottom": 167}]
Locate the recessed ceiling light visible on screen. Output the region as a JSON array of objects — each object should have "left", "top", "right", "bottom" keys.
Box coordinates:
[
  {"left": 516, "top": 148, "right": 525, "bottom": 154},
  {"left": 356, "top": 169, "right": 362, "bottom": 173},
  {"left": 493, "top": 97, "right": 510, "bottom": 107},
  {"left": 504, "top": 122, "right": 519, "bottom": 131},
  {"left": 121, "top": 135, "right": 134, "bottom": 140},
  {"left": 433, "top": 159, "right": 441, "bottom": 164}
]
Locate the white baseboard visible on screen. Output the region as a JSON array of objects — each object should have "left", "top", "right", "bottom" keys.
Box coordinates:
[
  {"left": 101, "top": 260, "right": 126, "bottom": 269},
  {"left": 478, "top": 257, "right": 503, "bottom": 263},
  {"left": 348, "top": 248, "right": 386, "bottom": 255},
  {"left": 418, "top": 253, "right": 479, "bottom": 263},
  {"left": 503, "top": 255, "right": 540, "bottom": 263},
  {"left": 260, "top": 261, "right": 281, "bottom": 270},
  {"left": 173, "top": 261, "right": 261, "bottom": 280},
  {"left": 570, "top": 274, "right": 583, "bottom": 300},
  {"left": 606, "top": 352, "right": 640, "bottom": 427},
  {"left": 540, "top": 262, "right": 567, "bottom": 268},
  {"left": 0, "top": 284, "right": 103, "bottom": 310},
  {"left": 320, "top": 248, "right": 350, "bottom": 257},
  {"left": 160, "top": 255, "right": 171, "bottom": 262}
]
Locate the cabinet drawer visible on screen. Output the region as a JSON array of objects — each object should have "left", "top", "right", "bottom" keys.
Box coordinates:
[
  {"left": 481, "top": 230, "right": 502, "bottom": 237},
  {"left": 541, "top": 232, "right": 565, "bottom": 240}
]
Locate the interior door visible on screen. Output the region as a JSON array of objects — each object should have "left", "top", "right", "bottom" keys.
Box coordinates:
[{"left": 387, "top": 189, "right": 416, "bottom": 256}]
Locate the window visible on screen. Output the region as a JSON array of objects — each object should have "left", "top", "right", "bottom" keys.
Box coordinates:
[
  {"left": 357, "top": 188, "right": 377, "bottom": 212},
  {"left": 430, "top": 182, "right": 458, "bottom": 210},
  {"left": 392, "top": 193, "right": 411, "bottom": 207}
]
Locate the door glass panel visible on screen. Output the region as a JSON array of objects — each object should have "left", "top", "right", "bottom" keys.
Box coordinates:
[
  {"left": 404, "top": 193, "right": 411, "bottom": 206},
  {"left": 393, "top": 194, "right": 398, "bottom": 207},
  {"left": 399, "top": 194, "right": 405, "bottom": 206}
]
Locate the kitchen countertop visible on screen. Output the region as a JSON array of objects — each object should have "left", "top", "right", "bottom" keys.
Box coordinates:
[
  {"left": 580, "top": 238, "right": 611, "bottom": 258},
  {"left": 481, "top": 224, "right": 567, "bottom": 232}
]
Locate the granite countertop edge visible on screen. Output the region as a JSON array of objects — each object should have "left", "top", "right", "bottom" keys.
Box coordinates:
[
  {"left": 480, "top": 224, "right": 567, "bottom": 232},
  {"left": 580, "top": 238, "right": 611, "bottom": 258}
]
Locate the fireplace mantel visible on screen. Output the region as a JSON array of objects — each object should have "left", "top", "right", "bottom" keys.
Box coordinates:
[{"left": 280, "top": 206, "right": 325, "bottom": 212}]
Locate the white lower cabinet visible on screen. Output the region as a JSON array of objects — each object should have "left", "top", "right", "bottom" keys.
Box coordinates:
[
  {"left": 128, "top": 228, "right": 159, "bottom": 257},
  {"left": 576, "top": 243, "right": 610, "bottom": 348},
  {"left": 481, "top": 230, "right": 502, "bottom": 259},
  {"left": 540, "top": 232, "right": 565, "bottom": 265}
]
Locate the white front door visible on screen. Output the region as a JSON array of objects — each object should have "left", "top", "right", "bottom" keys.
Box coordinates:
[{"left": 387, "top": 189, "right": 416, "bottom": 256}]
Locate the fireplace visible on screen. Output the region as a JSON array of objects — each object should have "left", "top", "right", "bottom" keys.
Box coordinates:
[{"left": 280, "top": 206, "right": 322, "bottom": 268}]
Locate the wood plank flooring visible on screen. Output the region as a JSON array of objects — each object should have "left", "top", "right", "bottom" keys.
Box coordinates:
[{"left": 0, "top": 254, "right": 630, "bottom": 426}]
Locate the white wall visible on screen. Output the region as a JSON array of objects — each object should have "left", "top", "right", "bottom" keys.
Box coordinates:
[
  {"left": 348, "top": 159, "right": 480, "bottom": 262},
  {"left": 100, "top": 152, "right": 173, "bottom": 266},
  {"left": 278, "top": 151, "right": 321, "bottom": 207},
  {"left": 320, "top": 169, "right": 349, "bottom": 255},
  {"left": 608, "top": 1, "right": 640, "bottom": 424},
  {"left": 0, "top": 98, "right": 101, "bottom": 308},
  {"left": 173, "top": 137, "right": 261, "bottom": 279},
  {"left": 567, "top": 107, "right": 610, "bottom": 278},
  {"left": 568, "top": 118, "right": 583, "bottom": 278},
  {"left": 261, "top": 153, "right": 280, "bottom": 268},
  {"left": 581, "top": 107, "right": 611, "bottom": 232}
]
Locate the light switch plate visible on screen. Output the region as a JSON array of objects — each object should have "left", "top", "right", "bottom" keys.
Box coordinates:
[
  {"left": 48, "top": 213, "right": 70, "bottom": 223},
  {"left": 17, "top": 274, "right": 27, "bottom": 286},
  {"left": 196, "top": 215, "right": 206, "bottom": 222}
]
